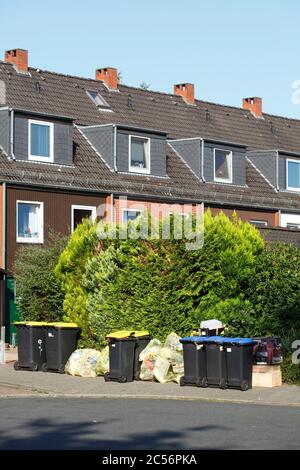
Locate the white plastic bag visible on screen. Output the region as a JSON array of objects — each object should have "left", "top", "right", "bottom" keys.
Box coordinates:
[
  {"left": 164, "top": 332, "right": 183, "bottom": 352},
  {"left": 139, "top": 339, "right": 162, "bottom": 361},
  {"left": 153, "top": 356, "right": 171, "bottom": 383}
]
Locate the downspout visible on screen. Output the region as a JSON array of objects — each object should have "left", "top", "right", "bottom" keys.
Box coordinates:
[
  {"left": 2, "top": 182, "right": 6, "bottom": 270},
  {"left": 110, "top": 192, "right": 114, "bottom": 223},
  {"left": 277, "top": 208, "right": 282, "bottom": 227},
  {"left": 201, "top": 138, "right": 206, "bottom": 182},
  {"left": 9, "top": 109, "right": 16, "bottom": 160},
  {"left": 113, "top": 125, "right": 117, "bottom": 172},
  {"left": 275, "top": 150, "right": 279, "bottom": 191}
]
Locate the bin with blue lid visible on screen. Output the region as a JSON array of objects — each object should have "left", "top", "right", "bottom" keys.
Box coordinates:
[
  {"left": 221, "top": 337, "right": 255, "bottom": 391},
  {"left": 180, "top": 335, "right": 255, "bottom": 391},
  {"left": 179, "top": 336, "right": 211, "bottom": 387}
]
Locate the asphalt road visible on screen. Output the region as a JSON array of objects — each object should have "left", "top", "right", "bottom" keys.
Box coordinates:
[{"left": 0, "top": 398, "right": 299, "bottom": 450}]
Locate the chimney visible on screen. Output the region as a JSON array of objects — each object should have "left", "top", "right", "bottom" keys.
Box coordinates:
[
  {"left": 5, "top": 48, "right": 28, "bottom": 73},
  {"left": 174, "top": 83, "right": 195, "bottom": 105},
  {"left": 242, "top": 97, "right": 262, "bottom": 118},
  {"left": 95, "top": 67, "right": 118, "bottom": 90}
]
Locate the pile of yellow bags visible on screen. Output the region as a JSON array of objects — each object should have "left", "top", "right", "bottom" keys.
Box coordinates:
[{"left": 139, "top": 333, "right": 184, "bottom": 384}]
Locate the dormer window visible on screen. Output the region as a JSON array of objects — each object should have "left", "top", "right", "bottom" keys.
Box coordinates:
[
  {"left": 214, "top": 149, "right": 232, "bottom": 183},
  {"left": 28, "top": 120, "right": 54, "bottom": 163},
  {"left": 129, "top": 135, "right": 150, "bottom": 174},
  {"left": 287, "top": 159, "right": 300, "bottom": 191}
]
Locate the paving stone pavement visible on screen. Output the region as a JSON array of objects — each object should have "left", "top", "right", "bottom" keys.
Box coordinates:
[{"left": 0, "top": 363, "right": 299, "bottom": 406}]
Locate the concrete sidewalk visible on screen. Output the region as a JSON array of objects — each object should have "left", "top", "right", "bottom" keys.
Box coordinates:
[{"left": 0, "top": 363, "right": 299, "bottom": 406}]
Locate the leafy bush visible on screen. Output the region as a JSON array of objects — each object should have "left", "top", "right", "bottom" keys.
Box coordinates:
[
  {"left": 281, "top": 356, "right": 300, "bottom": 384},
  {"left": 246, "top": 243, "right": 300, "bottom": 336},
  {"left": 14, "top": 231, "right": 68, "bottom": 322}
]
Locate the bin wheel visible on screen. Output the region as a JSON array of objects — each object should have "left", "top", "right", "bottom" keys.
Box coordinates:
[
  {"left": 41, "top": 363, "right": 48, "bottom": 373},
  {"left": 13, "top": 361, "right": 21, "bottom": 371},
  {"left": 240, "top": 380, "right": 249, "bottom": 391},
  {"left": 31, "top": 363, "right": 38, "bottom": 372},
  {"left": 219, "top": 378, "right": 228, "bottom": 389},
  {"left": 179, "top": 376, "right": 186, "bottom": 387},
  {"left": 118, "top": 376, "right": 127, "bottom": 383},
  {"left": 104, "top": 372, "right": 111, "bottom": 382},
  {"left": 58, "top": 365, "right": 65, "bottom": 374},
  {"left": 199, "top": 378, "right": 208, "bottom": 388}
]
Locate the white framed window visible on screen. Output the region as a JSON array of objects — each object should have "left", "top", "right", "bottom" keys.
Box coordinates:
[
  {"left": 286, "top": 159, "right": 300, "bottom": 191},
  {"left": 28, "top": 119, "right": 54, "bottom": 163},
  {"left": 17, "top": 201, "right": 44, "bottom": 244},
  {"left": 213, "top": 149, "right": 233, "bottom": 183},
  {"left": 250, "top": 220, "right": 268, "bottom": 227},
  {"left": 71, "top": 205, "right": 97, "bottom": 232},
  {"left": 122, "top": 209, "right": 142, "bottom": 223},
  {"left": 280, "top": 213, "right": 300, "bottom": 228},
  {"left": 129, "top": 135, "right": 150, "bottom": 174}
]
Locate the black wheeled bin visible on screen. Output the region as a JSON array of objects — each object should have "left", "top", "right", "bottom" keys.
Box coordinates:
[
  {"left": 179, "top": 336, "right": 209, "bottom": 387},
  {"left": 104, "top": 335, "right": 137, "bottom": 383},
  {"left": 14, "top": 322, "right": 47, "bottom": 371},
  {"left": 204, "top": 336, "right": 228, "bottom": 389},
  {"left": 133, "top": 332, "right": 151, "bottom": 380},
  {"left": 42, "top": 323, "right": 80, "bottom": 373},
  {"left": 223, "top": 338, "right": 255, "bottom": 391}
]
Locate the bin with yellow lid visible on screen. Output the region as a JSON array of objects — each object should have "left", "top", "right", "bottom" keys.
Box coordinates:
[
  {"left": 14, "top": 321, "right": 48, "bottom": 371},
  {"left": 105, "top": 330, "right": 151, "bottom": 383},
  {"left": 42, "top": 323, "right": 80, "bottom": 373}
]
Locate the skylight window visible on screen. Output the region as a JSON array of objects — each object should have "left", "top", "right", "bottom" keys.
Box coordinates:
[{"left": 86, "top": 90, "right": 111, "bottom": 110}]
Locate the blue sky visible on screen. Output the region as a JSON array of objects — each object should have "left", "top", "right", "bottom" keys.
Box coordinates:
[{"left": 1, "top": 0, "right": 300, "bottom": 118}]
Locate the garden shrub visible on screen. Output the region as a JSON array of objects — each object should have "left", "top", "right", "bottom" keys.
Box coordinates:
[
  {"left": 55, "top": 218, "right": 98, "bottom": 338},
  {"left": 14, "top": 231, "right": 68, "bottom": 322},
  {"left": 57, "top": 211, "right": 265, "bottom": 347}
]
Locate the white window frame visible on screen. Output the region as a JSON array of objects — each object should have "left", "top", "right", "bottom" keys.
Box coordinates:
[
  {"left": 129, "top": 135, "right": 151, "bottom": 174},
  {"left": 286, "top": 158, "right": 300, "bottom": 192},
  {"left": 16, "top": 200, "right": 44, "bottom": 244},
  {"left": 213, "top": 148, "right": 233, "bottom": 184},
  {"left": 250, "top": 220, "right": 268, "bottom": 227},
  {"left": 122, "top": 209, "right": 143, "bottom": 223},
  {"left": 28, "top": 119, "right": 54, "bottom": 163},
  {"left": 71, "top": 205, "right": 97, "bottom": 232}
]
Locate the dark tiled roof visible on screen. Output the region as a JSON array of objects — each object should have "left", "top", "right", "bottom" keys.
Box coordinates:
[
  {"left": 0, "top": 61, "right": 300, "bottom": 210},
  {"left": 259, "top": 226, "right": 300, "bottom": 247}
]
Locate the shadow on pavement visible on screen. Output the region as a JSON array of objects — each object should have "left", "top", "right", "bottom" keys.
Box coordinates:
[{"left": 0, "top": 417, "right": 231, "bottom": 450}]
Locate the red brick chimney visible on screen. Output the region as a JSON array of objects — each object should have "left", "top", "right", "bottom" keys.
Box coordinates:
[
  {"left": 95, "top": 67, "right": 118, "bottom": 90},
  {"left": 242, "top": 97, "right": 262, "bottom": 118},
  {"left": 174, "top": 83, "right": 195, "bottom": 105},
  {"left": 5, "top": 48, "right": 28, "bottom": 73}
]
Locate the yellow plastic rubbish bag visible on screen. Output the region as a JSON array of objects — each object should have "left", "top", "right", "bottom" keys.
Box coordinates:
[
  {"left": 164, "top": 332, "right": 183, "bottom": 351},
  {"left": 153, "top": 356, "right": 171, "bottom": 383},
  {"left": 65, "top": 349, "right": 101, "bottom": 378},
  {"left": 96, "top": 346, "right": 110, "bottom": 376},
  {"left": 139, "top": 339, "right": 162, "bottom": 361}
]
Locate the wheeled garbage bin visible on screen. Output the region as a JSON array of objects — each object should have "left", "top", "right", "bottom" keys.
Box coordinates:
[
  {"left": 203, "top": 336, "right": 228, "bottom": 389},
  {"left": 104, "top": 330, "right": 151, "bottom": 383},
  {"left": 222, "top": 337, "right": 255, "bottom": 391},
  {"left": 14, "top": 322, "right": 47, "bottom": 371},
  {"left": 133, "top": 331, "right": 151, "bottom": 380},
  {"left": 42, "top": 323, "right": 80, "bottom": 373},
  {"left": 104, "top": 332, "right": 137, "bottom": 383},
  {"left": 179, "top": 336, "right": 209, "bottom": 387}
]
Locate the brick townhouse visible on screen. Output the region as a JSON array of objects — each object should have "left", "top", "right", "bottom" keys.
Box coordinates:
[{"left": 0, "top": 48, "right": 299, "bottom": 342}]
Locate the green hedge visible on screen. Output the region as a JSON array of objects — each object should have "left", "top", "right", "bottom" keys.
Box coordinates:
[{"left": 14, "top": 231, "right": 68, "bottom": 322}]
